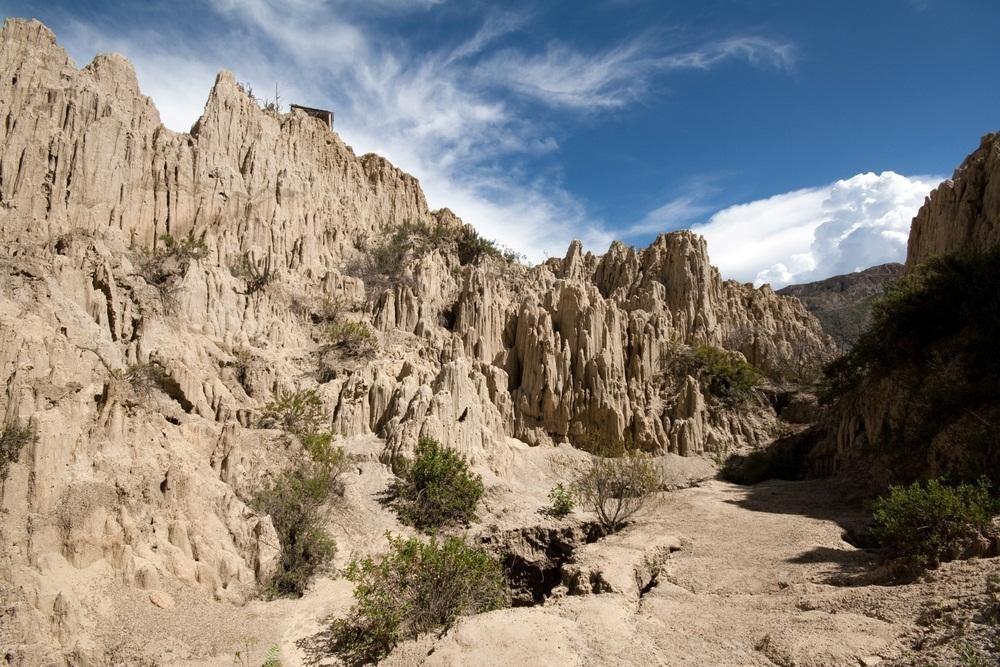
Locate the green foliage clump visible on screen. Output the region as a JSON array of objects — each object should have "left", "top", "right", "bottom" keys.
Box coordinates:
[
  {"left": 252, "top": 460, "right": 340, "bottom": 597},
  {"left": 454, "top": 226, "right": 524, "bottom": 265},
  {"left": 323, "top": 320, "right": 377, "bottom": 356},
  {"left": 574, "top": 453, "right": 660, "bottom": 533},
  {"left": 395, "top": 437, "right": 484, "bottom": 530},
  {"left": 691, "top": 345, "right": 762, "bottom": 401},
  {"left": 112, "top": 362, "right": 171, "bottom": 404},
  {"left": 253, "top": 388, "right": 349, "bottom": 596},
  {"left": 0, "top": 419, "right": 36, "bottom": 482},
  {"left": 258, "top": 389, "right": 326, "bottom": 441},
  {"left": 871, "top": 477, "right": 999, "bottom": 573},
  {"left": 329, "top": 534, "right": 508, "bottom": 666},
  {"left": 822, "top": 249, "right": 1000, "bottom": 485},
  {"left": 545, "top": 483, "right": 575, "bottom": 518}
]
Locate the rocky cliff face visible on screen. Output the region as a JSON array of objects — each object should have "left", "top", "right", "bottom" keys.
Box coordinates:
[
  {"left": 811, "top": 133, "right": 1000, "bottom": 487},
  {"left": 907, "top": 132, "right": 1000, "bottom": 268},
  {"left": 777, "top": 263, "right": 903, "bottom": 349},
  {"left": 0, "top": 19, "right": 835, "bottom": 663}
]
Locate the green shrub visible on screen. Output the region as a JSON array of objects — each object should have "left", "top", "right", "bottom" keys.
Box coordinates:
[
  {"left": 574, "top": 453, "right": 660, "bottom": 533},
  {"left": 252, "top": 454, "right": 345, "bottom": 597},
  {"left": 111, "top": 362, "right": 171, "bottom": 404},
  {"left": 872, "top": 477, "right": 999, "bottom": 572},
  {"left": 691, "top": 345, "right": 762, "bottom": 401},
  {"left": 329, "top": 534, "right": 508, "bottom": 665},
  {"left": 323, "top": 321, "right": 377, "bottom": 356},
  {"left": 347, "top": 221, "right": 523, "bottom": 300},
  {"left": 0, "top": 420, "right": 36, "bottom": 482},
  {"left": 258, "top": 389, "right": 326, "bottom": 441},
  {"left": 545, "top": 483, "right": 575, "bottom": 518},
  {"left": 395, "top": 437, "right": 484, "bottom": 530},
  {"left": 454, "top": 227, "right": 524, "bottom": 265}
]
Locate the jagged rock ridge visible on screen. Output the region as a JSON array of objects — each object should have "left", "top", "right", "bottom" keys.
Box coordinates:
[{"left": 0, "top": 18, "right": 835, "bottom": 663}]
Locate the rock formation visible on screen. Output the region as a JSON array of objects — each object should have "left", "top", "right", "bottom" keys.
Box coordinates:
[
  {"left": 777, "top": 263, "right": 903, "bottom": 349},
  {"left": 810, "top": 133, "right": 1000, "bottom": 487},
  {"left": 0, "top": 18, "right": 836, "bottom": 663},
  {"left": 907, "top": 132, "right": 1000, "bottom": 268}
]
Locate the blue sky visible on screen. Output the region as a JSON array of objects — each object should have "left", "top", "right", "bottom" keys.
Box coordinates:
[{"left": 4, "top": 0, "right": 999, "bottom": 285}]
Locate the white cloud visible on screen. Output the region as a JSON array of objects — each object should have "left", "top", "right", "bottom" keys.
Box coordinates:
[
  {"left": 477, "top": 35, "right": 794, "bottom": 110},
  {"left": 689, "top": 172, "right": 942, "bottom": 288}
]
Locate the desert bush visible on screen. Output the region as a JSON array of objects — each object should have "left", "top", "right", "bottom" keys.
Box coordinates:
[
  {"left": 230, "top": 252, "right": 274, "bottom": 295},
  {"left": 872, "top": 477, "right": 999, "bottom": 572},
  {"left": 136, "top": 233, "right": 209, "bottom": 300},
  {"left": 573, "top": 427, "right": 634, "bottom": 458},
  {"left": 252, "top": 454, "right": 345, "bottom": 597},
  {"left": 661, "top": 343, "right": 762, "bottom": 404},
  {"left": 0, "top": 419, "right": 36, "bottom": 482},
  {"left": 574, "top": 453, "right": 660, "bottom": 533},
  {"left": 454, "top": 226, "right": 524, "bottom": 265},
  {"left": 395, "top": 437, "right": 484, "bottom": 530},
  {"left": 113, "top": 362, "right": 171, "bottom": 403},
  {"left": 329, "top": 534, "right": 508, "bottom": 665},
  {"left": 258, "top": 389, "right": 326, "bottom": 440},
  {"left": 545, "top": 483, "right": 575, "bottom": 518},
  {"left": 347, "top": 221, "right": 523, "bottom": 301},
  {"left": 691, "top": 345, "right": 762, "bottom": 401},
  {"left": 323, "top": 320, "right": 377, "bottom": 356}
]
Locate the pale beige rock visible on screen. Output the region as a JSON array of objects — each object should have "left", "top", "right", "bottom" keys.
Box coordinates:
[
  {"left": 0, "top": 18, "right": 843, "bottom": 664},
  {"left": 907, "top": 132, "right": 1000, "bottom": 268},
  {"left": 148, "top": 590, "right": 175, "bottom": 609}
]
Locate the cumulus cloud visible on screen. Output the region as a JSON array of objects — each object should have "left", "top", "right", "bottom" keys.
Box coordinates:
[
  {"left": 47, "top": 0, "right": 795, "bottom": 263},
  {"left": 689, "top": 172, "right": 942, "bottom": 288}
]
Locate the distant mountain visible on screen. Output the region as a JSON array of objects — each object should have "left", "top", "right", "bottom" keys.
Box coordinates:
[{"left": 778, "top": 263, "right": 904, "bottom": 349}]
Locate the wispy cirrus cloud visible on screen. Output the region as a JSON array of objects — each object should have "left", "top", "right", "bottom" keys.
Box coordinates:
[{"left": 477, "top": 35, "right": 795, "bottom": 110}]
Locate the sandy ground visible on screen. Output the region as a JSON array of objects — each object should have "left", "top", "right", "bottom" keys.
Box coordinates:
[{"left": 90, "top": 444, "right": 998, "bottom": 667}]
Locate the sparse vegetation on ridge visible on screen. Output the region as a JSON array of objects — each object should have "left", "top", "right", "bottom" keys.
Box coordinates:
[
  {"left": 328, "top": 534, "right": 509, "bottom": 666},
  {"left": 346, "top": 220, "right": 523, "bottom": 300}
]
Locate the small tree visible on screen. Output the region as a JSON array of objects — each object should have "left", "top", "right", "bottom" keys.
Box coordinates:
[
  {"left": 574, "top": 453, "right": 660, "bottom": 533},
  {"left": 395, "top": 437, "right": 484, "bottom": 530},
  {"left": 329, "top": 534, "right": 508, "bottom": 665}
]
